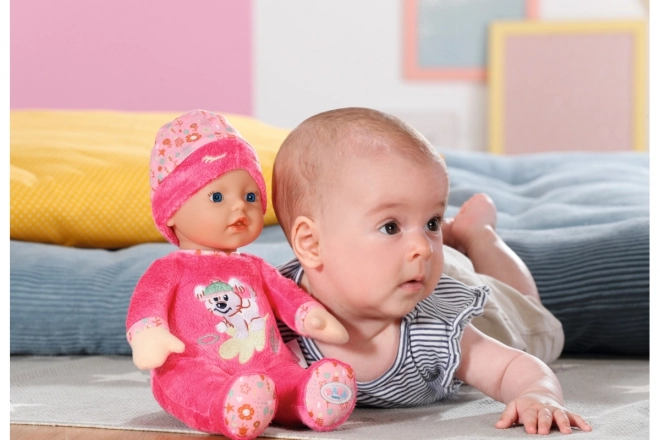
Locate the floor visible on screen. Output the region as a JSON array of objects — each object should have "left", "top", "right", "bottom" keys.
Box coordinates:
[{"left": 10, "top": 424, "right": 222, "bottom": 440}]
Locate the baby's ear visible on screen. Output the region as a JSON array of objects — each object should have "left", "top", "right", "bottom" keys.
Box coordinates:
[{"left": 290, "top": 216, "right": 322, "bottom": 269}]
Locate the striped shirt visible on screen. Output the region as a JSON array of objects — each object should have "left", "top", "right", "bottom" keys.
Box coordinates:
[{"left": 276, "top": 258, "right": 489, "bottom": 408}]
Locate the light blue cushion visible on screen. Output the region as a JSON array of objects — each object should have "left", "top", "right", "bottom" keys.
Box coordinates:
[
  {"left": 440, "top": 150, "right": 649, "bottom": 355},
  {"left": 10, "top": 151, "right": 649, "bottom": 356},
  {"left": 10, "top": 228, "right": 293, "bottom": 356}
]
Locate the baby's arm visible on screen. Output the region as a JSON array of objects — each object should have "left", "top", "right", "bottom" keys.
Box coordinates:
[{"left": 455, "top": 325, "right": 592, "bottom": 435}]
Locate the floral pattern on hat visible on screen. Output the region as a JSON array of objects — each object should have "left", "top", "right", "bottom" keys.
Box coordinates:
[{"left": 150, "top": 110, "right": 248, "bottom": 195}]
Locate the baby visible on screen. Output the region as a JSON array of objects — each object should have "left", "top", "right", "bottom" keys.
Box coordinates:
[{"left": 271, "top": 107, "right": 591, "bottom": 434}]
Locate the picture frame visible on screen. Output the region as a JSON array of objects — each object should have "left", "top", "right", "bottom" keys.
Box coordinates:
[
  {"left": 488, "top": 20, "right": 648, "bottom": 154},
  {"left": 403, "top": 0, "right": 539, "bottom": 81}
]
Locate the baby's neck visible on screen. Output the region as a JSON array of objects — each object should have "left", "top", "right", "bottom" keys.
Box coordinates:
[
  {"left": 315, "top": 317, "right": 401, "bottom": 382},
  {"left": 300, "top": 274, "right": 396, "bottom": 338},
  {"left": 300, "top": 274, "right": 402, "bottom": 382}
]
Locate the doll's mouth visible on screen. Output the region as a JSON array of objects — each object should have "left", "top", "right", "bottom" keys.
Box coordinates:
[{"left": 228, "top": 218, "right": 248, "bottom": 230}]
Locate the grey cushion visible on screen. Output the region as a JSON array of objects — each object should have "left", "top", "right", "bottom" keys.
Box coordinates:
[{"left": 10, "top": 151, "right": 648, "bottom": 356}]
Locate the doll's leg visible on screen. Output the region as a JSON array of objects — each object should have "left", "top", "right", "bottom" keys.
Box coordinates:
[
  {"left": 442, "top": 193, "right": 540, "bottom": 301},
  {"left": 270, "top": 358, "right": 357, "bottom": 431},
  {"left": 151, "top": 357, "right": 276, "bottom": 440}
]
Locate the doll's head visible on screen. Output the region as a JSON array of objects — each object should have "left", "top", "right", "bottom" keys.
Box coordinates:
[{"left": 150, "top": 110, "right": 267, "bottom": 247}]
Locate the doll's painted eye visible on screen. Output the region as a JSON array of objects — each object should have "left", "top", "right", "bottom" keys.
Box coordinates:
[
  {"left": 379, "top": 222, "right": 400, "bottom": 235},
  {"left": 209, "top": 192, "right": 223, "bottom": 203},
  {"left": 245, "top": 192, "right": 257, "bottom": 203}
]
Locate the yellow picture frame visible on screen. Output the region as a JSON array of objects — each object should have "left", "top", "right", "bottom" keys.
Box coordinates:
[{"left": 488, "top": 20, "right": 648, "bottom": 154}]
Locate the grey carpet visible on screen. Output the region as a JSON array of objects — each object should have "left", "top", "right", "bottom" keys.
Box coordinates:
[{"left": 10, "top": 355, "right": 648, "bottom": 439}]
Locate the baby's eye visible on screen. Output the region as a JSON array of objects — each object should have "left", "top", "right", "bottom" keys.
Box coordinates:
[
  {"left": 245, "top": 192, "right": 257, "bottom": 203},
  {"left": 209, "top": 192, "right": 223, "bottom": 203},
  {"left": 426, "top": 217, "right": 441, "bottom": 232},
  {"left": 379, "top": 222, "right": 400, "bottom": 235}
]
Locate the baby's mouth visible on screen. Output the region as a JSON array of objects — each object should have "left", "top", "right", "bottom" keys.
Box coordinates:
[{"left": 400, "top": 276, "right": 425, "bottom": 291}]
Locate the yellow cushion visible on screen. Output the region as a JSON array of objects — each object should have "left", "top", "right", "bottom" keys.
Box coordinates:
[{"left": 10, "top": 110, "right": 289, "bottom": 248}]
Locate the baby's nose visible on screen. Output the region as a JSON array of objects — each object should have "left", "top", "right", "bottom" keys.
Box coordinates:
[{"left": 408, "top": 232, "right": 433, "bottom": 260}]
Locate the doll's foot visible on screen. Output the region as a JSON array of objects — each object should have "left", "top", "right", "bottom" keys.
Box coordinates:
[
  {"left": 302, "top": 359, "right": 357, "bottom": 432},
  {"left": 223, "top": 374, "right": 276, "bottom": 440},
  {"left": 442, "top": 193, "right": 497, "bottom": 256}
]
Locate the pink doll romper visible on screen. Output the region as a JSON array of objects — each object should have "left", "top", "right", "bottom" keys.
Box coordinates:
[{"left": 126, "top": 250, "right": 356, "bottom": 439}]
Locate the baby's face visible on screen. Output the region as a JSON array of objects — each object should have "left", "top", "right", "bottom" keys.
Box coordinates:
[
  {"left": 167, "top": 169, "right": 264, "bottom": 252},
  {"left": 315, "top": 153, "right": 448, "bottom": 320}
]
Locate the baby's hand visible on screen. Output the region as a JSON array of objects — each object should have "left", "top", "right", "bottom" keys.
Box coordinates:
[
  {"left": 129, "top": 326, "right": 185, "bottom": 370},
  {"left": 304, "top": 308, "right": 349, "bottom": 345},
  {"left": 495, "top": 393, "right": 592, "bottom": 435}
]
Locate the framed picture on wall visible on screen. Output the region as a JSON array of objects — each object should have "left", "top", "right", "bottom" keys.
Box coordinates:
[
  {"left": 403, "top": 0, "right": 539, "bottom": 81},
  {"left": 488, "top": 20, "right": 648, "bottom": 154}
]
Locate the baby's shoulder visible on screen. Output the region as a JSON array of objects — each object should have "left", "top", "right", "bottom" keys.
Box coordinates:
[
  {"left": 415, "top": 275, "right": 489, "bottom": 322},
  {"left": 430, "top": 275, "right": 491, "bottom": 301}
]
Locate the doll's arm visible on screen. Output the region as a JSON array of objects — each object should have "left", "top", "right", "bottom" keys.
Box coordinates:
[
  {"left": 129, "top": 326, "right": 185, "bottom": 370},
  {"left": 298, "top": 304, "right": 349, "bottom": 344},
  {"left": 126, "top": 257, "right": 184, "bottom": 369},
  {"left": 253, "top": 256, "right": 348, "bottom": 344}
]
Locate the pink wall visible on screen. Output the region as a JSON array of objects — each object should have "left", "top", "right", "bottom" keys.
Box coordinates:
[
  {"left": 504, "top": 33, "right": 634, "bottom": 153},
  {"left": 10, "top": 0, "right": 253, "bottom": 114}
]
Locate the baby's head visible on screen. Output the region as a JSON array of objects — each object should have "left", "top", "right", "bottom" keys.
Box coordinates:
[
  {"left": 273, "top": 107, "right": 447, "bottom": 241},
  {"left": 273, "top": 108, "right": 449, "bottom": 318}
]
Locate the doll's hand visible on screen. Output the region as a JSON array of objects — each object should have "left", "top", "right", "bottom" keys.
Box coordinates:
[
  {"left": 304, "top": 308, "right": 349, "bottom": 345},
  {"left": 129, "top": 326, "right": 185, "bottom": 370},
  {"left": 495, "top": 392, "right": 592, "bottom": 435}
]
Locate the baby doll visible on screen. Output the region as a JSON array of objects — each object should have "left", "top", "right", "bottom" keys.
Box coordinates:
[{"left": 126, "top": 110, "right": 356, "bottom": 440}]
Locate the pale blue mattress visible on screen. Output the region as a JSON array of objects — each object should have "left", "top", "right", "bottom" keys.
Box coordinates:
[{"left": 10, "top": 150, "right": 649, "bottom": 356}]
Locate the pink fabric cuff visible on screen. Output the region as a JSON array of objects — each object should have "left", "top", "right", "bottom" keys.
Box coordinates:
[
  {"left": 294, "top": 301, "right": 325, "bottom": 336},
  {"left": 126, "top": 317, "right": 168, "bottom": 342}
]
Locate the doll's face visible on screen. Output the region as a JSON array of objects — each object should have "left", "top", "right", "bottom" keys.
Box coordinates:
[{"left": 167, "top": 169, "right": 264, "bottom": 252}]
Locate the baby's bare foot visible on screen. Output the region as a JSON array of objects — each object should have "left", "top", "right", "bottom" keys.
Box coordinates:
[
  {"left": 441, "top": 218, "right": 465, "bottom": 254},
  {"left": 444, "top": 194, "right": 497, "bottom": 254}
]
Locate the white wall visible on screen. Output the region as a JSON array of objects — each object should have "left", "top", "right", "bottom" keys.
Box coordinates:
[{"left": 254, "top": 0, "right": 647, "bottom": 151}]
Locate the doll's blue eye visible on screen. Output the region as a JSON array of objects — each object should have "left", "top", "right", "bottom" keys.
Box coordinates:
[
  {"left": 209, "top": 192, "right": 223, "bottom": 203},
  {"left": 245, "top": 192, "right": 257, "bottom": 203}
]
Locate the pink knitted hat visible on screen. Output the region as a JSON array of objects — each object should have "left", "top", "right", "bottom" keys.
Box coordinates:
[{"left": 150, "top": 109, "right": 267, "bottom": 246}]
